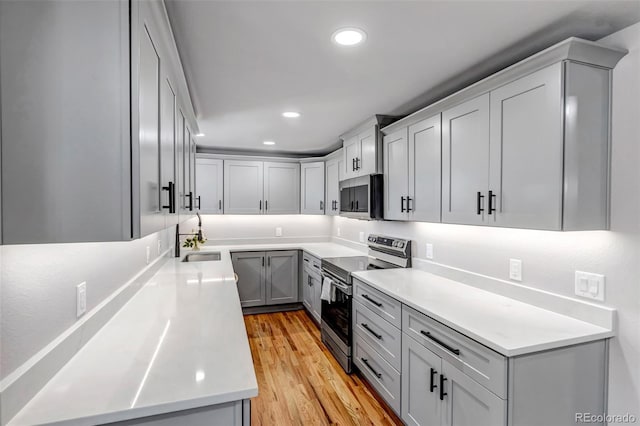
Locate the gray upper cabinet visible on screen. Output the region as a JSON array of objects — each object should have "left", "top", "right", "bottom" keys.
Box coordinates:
[
  {"left": 301, "top": 162, "right": 325, "bottom": 214},
  {"left": 195, "top": 158, "right": 224, "bottom": 214},
  {"left": 342, "top": 136, "right": 360, "bottom": 181},
  {"left": 265, "top": 251, "right": 299, "bottom": 305},
  {"left": 342, "top": 116, "right": 397, "bottom": 181},
  {"left": 224, "top": 161, "right": 264, "bottom": 214},
  {"left": 383, "top": 128, "right": 409, "bottom": 221},
  {"left": 0, "top": 0, "right": 199, "bottom": 244},
  {"left": 325, "top": 156, "right": 341, "bottom": 215},
  {"left": 382, "top": 38, "right": 625, "bottom": 231},
  {"left": 264, "top": 162, "right": 300, "bottom": 214},
  {"left": 232, "top": 251, "right": 266, "bottom": 307},
  {"left": 441, "top": 94, "right": 491, "bottom": 226}
]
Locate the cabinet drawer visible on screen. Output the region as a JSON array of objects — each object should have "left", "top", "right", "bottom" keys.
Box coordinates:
[
  {"left": 402, "top": 305, "right": 507, "bottom": 398},
  {"left": 302, "top": 252, "right": 321, "bottom": 274},
  {"left": 353, "top": 301, "right": 401, "bottom": 371},
  {"left": 353, "top": 334, "right": 401, "bottom": 415},
  {"left": 354, "top": 279, "right": 402, "bottom": 328}
]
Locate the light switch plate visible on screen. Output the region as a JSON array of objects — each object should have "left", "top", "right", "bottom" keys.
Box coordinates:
[
  {"left": 275, "top": 227, "right": 283, "bottom": 237},
  {"left": 575, "top": 271, "right": 605, "bottom": 301},
  {"left": 76, "top": 282, "right": 87, "bottom": 318},
  {"left": 359, "top": 232, "right": 365, "bottom": 243},
  {"left": 509, "top": 259, "right": 522, "bottom": 281},
  {"left": 426, "top": 243, "right": 434, "bottom": 260}
]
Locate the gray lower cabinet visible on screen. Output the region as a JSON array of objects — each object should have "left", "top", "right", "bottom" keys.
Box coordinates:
[
  {"left": 107, "top": 399, "right": 250, "bottom": 426},
  {"left": 232, "top": 250, "right": 298, "bottom": 308}
]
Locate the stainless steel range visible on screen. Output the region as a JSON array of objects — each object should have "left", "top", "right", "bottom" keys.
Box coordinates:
[{"left": 320, "top": 235, "right": 411, "bottom": 373}]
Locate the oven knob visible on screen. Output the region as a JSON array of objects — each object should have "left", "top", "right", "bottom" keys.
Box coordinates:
[
  {"left": 392, "top": 241, "right": 397, "bottom": 247},
  {"left": 398, "top": 242, "right": 404, "bottom": 248}
]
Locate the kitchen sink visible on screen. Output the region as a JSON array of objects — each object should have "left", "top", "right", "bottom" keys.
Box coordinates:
[{"left": 182, "top": 252, "right": 222, "bottom": 262}]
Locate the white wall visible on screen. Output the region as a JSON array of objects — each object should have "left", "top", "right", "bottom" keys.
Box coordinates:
[
  {"left": 0, "top": 227, "right": 174, "bottom": 380},
  {"left": 199, "top": 214, "right": 332, "bottom": 245},
  {"left": 332, "top": 22, "right": 640, "bottom": 421}
]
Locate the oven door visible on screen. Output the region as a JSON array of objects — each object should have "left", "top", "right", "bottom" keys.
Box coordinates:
[{"left": 320, "top": 278, "right": 352, "bottom": 348}]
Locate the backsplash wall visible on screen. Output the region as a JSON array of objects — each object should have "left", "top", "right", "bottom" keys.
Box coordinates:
[{"left": 332, "top": 22, "right": 640, "bottom": 423}]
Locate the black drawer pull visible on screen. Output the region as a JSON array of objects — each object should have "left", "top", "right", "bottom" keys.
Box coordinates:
[
  {"left": 361, "top": 358, "right": 382, "bottom": 378},
  {"left": 361, "top": 323, "right": 382, "bottom": 340},
  {"left": 420, "top": 330, "right": 461, "bottom": 355},
  {"left": 430, "top": 368, "right": 437, "bottom": 392},
  {"left": 362, "top": 294, "right": 382, "bottom": 307},
  {"left": 440, "top": 374, "right": 447, "bottom": 400}
]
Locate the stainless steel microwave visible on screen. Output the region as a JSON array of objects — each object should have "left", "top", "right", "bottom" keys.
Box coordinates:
[{"left": 339, "top": 174, "right": 383, "bottom": 220}]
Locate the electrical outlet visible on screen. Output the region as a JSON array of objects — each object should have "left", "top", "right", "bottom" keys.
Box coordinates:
[
  {"left": 275, "top": 227, "right": 283, "bottom": 237},
  {"left": 76, "top": 282, "right": 87, "bottom": 318},
  {"left": 509, "top": 259, "right": 522, "bottom": 281},
  {"left": 575, "top": 271, "right": 605, "bottom": 301},
  {"left": 337, "top": 227, "right": 341, "bottom": 237},
  {"left": 359, "top": 232, "right": 365, "bottom": 243},
  {"left": 146, "top": 246, "right": 151, "bottom": 264},
  {"left": 157, "top": 240, "right": 162, "bottom": 255},
  {"left": 426, "top": 243, "right": 434, "bottom": 260}
]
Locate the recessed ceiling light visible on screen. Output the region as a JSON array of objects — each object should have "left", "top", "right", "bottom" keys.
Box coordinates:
[
  {"left": 263, "top": 141, "right": 276, "bottom": 146},
  {"left": 282, "top": 111, "right": 300, "bottom": 118},
  {"left": 195, "top": 133, "right": 205, "bottom": 137},
  {"left": 332, "top": 28, "right": 366, "bottom": 46}
]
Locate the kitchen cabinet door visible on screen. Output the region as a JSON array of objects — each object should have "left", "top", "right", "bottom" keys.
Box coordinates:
[
  {"left": 302, "top": 268, "right": 313, "bottom": 311},
  {"left": 160, "top": 77, "right": 178, "bottom": 225},
  {"left": 264, "top": 162, "right": 300, "bottom": 214},
  {"left": 489, "top": 63, "right": 563, "bottom": 230},
  {"left": 343, "top": 136, "right": 359, "bottom": 180},
  {"left": 383, "top": 128, "right": 409, "bottom": 221},
  {"left": 358, "top": 127, "right": 378, "bottom": 175},
  {"left": 190, "top": 137, "right": 197, "bottom": 211},
  {"left": 441, "top": 94, "right": 490, "bottom": 226},
  {"left": 195, "top": 158, "right": 223, "bottom": 214},
  {"left": 441, "top": 360, "right": 507, "bottom": 426},
  {"left": 177, "top": 109, "right": 187, "bottom": 214},
  {"left": 183, "top": 126, "right": 194, "bottom": 212},
  {"left": 401, "top": 336, "right": 442, "bottom": 426},
  {"left": 310, "top": 272, "right": 322, "bottom": 323},
  {"left": 325, "top": 159, "right": 340, "bottom": 215},
  {"left": 224, "top": 160, "right": 264, "bottom": 214},
  {"left": 301, "top": 162, "right": 325, "bottom": 214},
  {"left": 408, "top": 114, "right": 442, "bottom": 223},
  {"left": 138, "top": 24, "right": 164, "bottom": 237},
  {"left": 231, "top": 252, "right": 266, "bottom": 307},
  {"left": 265, "top": 250, "right": 299, "bottom": 305}
]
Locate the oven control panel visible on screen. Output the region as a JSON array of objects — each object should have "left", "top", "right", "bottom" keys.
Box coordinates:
[{"left": 367, "top": 234, "right": 411, "bottom": 256}]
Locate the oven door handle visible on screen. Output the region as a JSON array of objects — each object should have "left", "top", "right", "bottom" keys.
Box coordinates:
[{"left": 321, "top": 270, "right": 352, "bottom": 296}]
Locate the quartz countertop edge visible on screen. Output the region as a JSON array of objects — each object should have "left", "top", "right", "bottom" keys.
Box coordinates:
[
  {"left": 351, "top": 268, "right": 614, "bottom": 357},
  {"left": 8, "top": 242, "right": 364, "bottom": 426}
]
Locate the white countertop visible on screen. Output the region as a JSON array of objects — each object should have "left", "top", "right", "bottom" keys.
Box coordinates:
[
  {"left": 352, "top": 268, "right": 614, "bottom": 357},
  {"left": 9, "top": 242, "right": 363, "bottom": 426}
]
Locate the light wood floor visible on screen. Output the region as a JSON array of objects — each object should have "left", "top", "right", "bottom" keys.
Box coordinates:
[{"left": 244, "top": 310, "right": 403, "bottom": 426}]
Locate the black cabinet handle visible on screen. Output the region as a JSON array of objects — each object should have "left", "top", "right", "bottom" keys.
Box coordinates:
[
  {"left": 162, "top": 181, "right": 175, "bottom": 213},
  {"left": 320, "top": 200, "right": 324, "bottom": 211},
  {"left": 488, "top": 190, "right": 496, "bottom": 215},
  {"left": 304, "top": 258, "right": 309, "bottom": 262},
  {"left": 362, "top": 294, "right": 382, "bottom": 307},
  {"left": 361, "top": 358, "right": 382, "bottom": 379},
  {"left": 259, "top": 200, "right": 262, "bottom": 211},
  {"left": 187, "top": 192, "right": 193, "bottom": 211},
  {"left": 440, "top": 374, "right": 447, "bottom": 400},
  {"left": 267, "top": 256, "right": 270, "bottom": 267},
  {"left": 401, "top": 196, "right": 406, "bottom": 213},
  {"left": 352, "top": 158, "right": 356, "bottom": 171},
  {"left": 262, "top": 257, "right": 264, "bottom": 267},
  {"left": 361, "top": 323, "right": 382, "bottom": 340},
  {"left": 265, "top": 200, "right": 268, "bottom": 211},
  {"left": 430, "top": 368, "right": 438, "bottom": 392},
  {"left": 219, "top": 200, "right": 222, "bottom": 210},
  {"left": 420, "top": 330, "right": 461, "bottom": 355},
  {"left": 355, "top": 157, "right": 361, "bottom": 170},
  {"left": 196, "top": 195, "right": 201, "bottom": 210},
  {"left": 351, "top": 200, "right": 354, "bottom": 210},
  {"left": 476, "top": 191, "right": 485, "bottom": 215},
  {"left": 407, "top": 197, "right": 413, "bottom": 212},
  {"left": 355, "top": 200, "right": 359, "bottom": 210}
]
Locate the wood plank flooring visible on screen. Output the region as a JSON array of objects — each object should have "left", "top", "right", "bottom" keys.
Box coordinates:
[{"left": 244, "top": 310, "right": 403, "bottom": 426}]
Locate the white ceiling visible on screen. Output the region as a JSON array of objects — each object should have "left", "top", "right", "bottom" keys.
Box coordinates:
[{"left": 165, "top": 0, "right": 640, "bottom": 154}]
